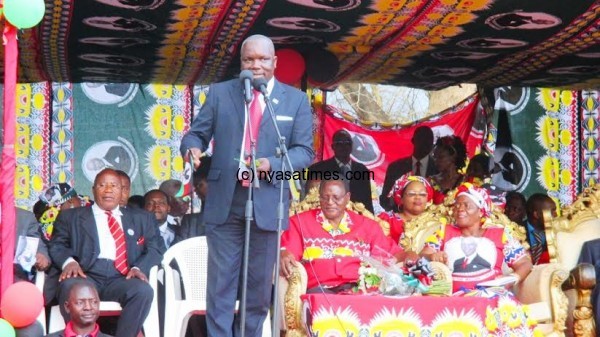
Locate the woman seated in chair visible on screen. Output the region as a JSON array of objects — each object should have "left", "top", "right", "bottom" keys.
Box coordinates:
[
  {"left": 420, "top": 182, "right": 533, "bottom": 293},
  {"left": 280, "top": 179, "right": 417, "bottom": 294},
  {"left": 378, "top": 174, "right": 434, "bottom": 244}
]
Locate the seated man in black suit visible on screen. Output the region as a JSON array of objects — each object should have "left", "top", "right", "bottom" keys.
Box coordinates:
[
  {"left": 49, "top": 168, "right": 164, "bottom": 337},
  {"left": 308, "top": 130, "right": 374, "bottom": 213},
  {"left": 380, "top": 126, "right": 437, "bottom": 211},
  {"left": 47, "top": 280, "right": 113, "bottom": 337}
]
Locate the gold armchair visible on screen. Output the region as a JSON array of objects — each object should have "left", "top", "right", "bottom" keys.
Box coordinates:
[
  {"left": 542, "top": 185, "right": 600, "bottom": 337},
  {"left": 279, "top": 188, "right": 390, "bottom": 337}
]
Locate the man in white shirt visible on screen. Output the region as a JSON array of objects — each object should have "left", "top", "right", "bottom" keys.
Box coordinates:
[{"left": 144, "top": 189, "right": 178, "bottom": 249}]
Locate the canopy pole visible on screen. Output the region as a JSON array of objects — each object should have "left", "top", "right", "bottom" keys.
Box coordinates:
[{"left": 0, "top": 22, "right": 19, "bottom": 305}]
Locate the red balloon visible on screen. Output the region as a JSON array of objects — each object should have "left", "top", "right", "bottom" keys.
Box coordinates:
[
  {"left": 274, "top": 49, "right": 305, "bottom": 85},
  {"left": 1, "top": 282, "right": 43, "bottom": 328}
]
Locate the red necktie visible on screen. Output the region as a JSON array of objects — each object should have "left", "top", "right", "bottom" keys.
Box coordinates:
[
  {"left": 415, "top": 161, "right": 422, "bottom": 176},
  {"left": 105, "top": 211, "right": 129, "bottom": 275},
  {"left": 242, "top": 90, "right": 263, "bottom": 187}
]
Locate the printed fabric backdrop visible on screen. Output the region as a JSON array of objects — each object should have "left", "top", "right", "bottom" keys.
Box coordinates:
[
  {"left": 50, "top": 83, "right": 192, "bottom": 199},
  {"left": 489, "top": 87, "right": 584, "bottom": 206},
  {"left": 318, "top": 94, "right": 484, "bottom": 204}
]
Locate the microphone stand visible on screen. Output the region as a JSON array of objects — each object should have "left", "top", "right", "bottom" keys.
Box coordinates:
[
  {"left": 240, "top": 99, "right": 259, "bottom": 337},
  {"left": 257, "top": 87, "right": 301, "bottom": 337}
]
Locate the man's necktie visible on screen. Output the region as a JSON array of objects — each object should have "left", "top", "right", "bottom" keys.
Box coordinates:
[
  {"left": 242, "top": 90, "right": 263, "bottom": 187},
  {"left": 105, "top": 211, "right": 129, "bottom": 275},
  {"left": 531, "top": 230, "right": 544, "bottom": 264},
  {"left": 415, "top": 161, "right": 422, "bottom": 176}
]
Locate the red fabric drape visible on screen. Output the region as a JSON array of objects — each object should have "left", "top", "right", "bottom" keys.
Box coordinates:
[{"left": 0, "top": 23, "right": 18, "bottom": 303}]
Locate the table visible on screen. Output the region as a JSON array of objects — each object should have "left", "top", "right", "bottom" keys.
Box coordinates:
[{"left": 301, "top": 293, "right": 538, "bottom": 336}]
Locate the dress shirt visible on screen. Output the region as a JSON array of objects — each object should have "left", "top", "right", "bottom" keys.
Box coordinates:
[
  {"left": 159, "top": 220, "right": 174, "bottom": 248},
  {"left": 412, "top": 156, "right": 430, "bottom": 177}
]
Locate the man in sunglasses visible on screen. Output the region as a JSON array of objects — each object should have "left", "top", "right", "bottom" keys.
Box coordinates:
[{"left": 307, "top": 129, "right": 374, "bottom": 213}]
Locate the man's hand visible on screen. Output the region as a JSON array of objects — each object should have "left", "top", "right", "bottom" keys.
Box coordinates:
[
  {"left": 59, "top": 261, "right": 86, "bottom": 281},
  {"left": 429, "top": 251, "right": 448, "bottom": 264},
  {"left": 188, "top": 148, "right": 203, "bottom": 169},
  {"left": 126, "top": 268, "right": 148, "bottom": 282},
  {"left": 35, "top": 253, "right": 51, "bottom": 271},
  {"left": 256, "top": 158, "right": 271, "bottom": 174},
  {"left": 280, "top": 250, "right": 298, "bottom": 279}
]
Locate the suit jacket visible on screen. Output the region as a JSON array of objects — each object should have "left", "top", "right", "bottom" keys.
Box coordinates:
[
  {"left": 453, "top": 254, "right": 491, "bottom": 273},
  {"left": 307, "top": 158, "right": 374, "bottom": 213},
  {"left": 380, "top": 155, "right": 437, "bottom": 210},
  {"left": 180, "top": 78, "right": 314, "bottom": 230},
  {"left": 15, "top": 208, "right": 48, "bottom": 258},
  {"left": 173, "top": 212, "right": 205, "bottom": 245},
  {"left": 49, "top": 207, "right": 164, "bottom": 276}
]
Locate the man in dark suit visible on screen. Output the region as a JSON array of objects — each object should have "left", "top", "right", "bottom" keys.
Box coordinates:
[
  {"left": 47, "top": 280, "right": 113, "bottom": 337},
  {"left": 453, "top": 254, "right": 492, "bottom": 273},
  {"left": 180, "top": 34, "right": 313, "bottom": 337},
  {"left": 49, "top": 168, "right": 164, "bottom": 337},
  {"left": 380, "top": 126, "right": 437, "bottom": 211},
  {"left": 144, "top": 189, "right": 178, "bottom": 249},
  {"left": 307, "top": 130, "right": 374, "bottom": 213}
]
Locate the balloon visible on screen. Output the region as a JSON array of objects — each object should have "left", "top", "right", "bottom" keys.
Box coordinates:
[
  {"left": 0, "top": 319, "right": 16, "bottom": 337},
  {"left": 306, "top": 49, "right": 340, "bottom": 85},
  {"left": 4, "top": 0, "right": 46, "bottom": 29},
  {"left": 0, "top": 282, "right": 43, "bottom": 328},
  {"left": 274, "top": 49, "right": 306, "bottom": 86}
]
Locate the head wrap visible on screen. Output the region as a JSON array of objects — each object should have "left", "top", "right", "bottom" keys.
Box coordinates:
[
  {"left": 388, "top": 173, "right": 434, "bottom": 207},
  {"left": 39, "top": 183, "right": 77, "bottom": 207},
  {"left": 454, "top": 182, "right": 493, "bottom": 217}
]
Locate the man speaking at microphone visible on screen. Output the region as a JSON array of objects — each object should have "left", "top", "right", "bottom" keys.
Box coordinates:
[{"left": 180, "top": 34, "right": 314, "bottom": 337}]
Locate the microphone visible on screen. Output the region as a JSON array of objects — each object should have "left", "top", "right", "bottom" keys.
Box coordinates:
[
  {"left": 239, "top": 70, "right": 254, "bottom": 104},
  {"left": 252, "top": 77, "right": 268, "bottom": 96}
]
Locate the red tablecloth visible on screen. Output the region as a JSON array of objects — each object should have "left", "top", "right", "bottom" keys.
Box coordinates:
[{"left": 301, "top": 293, "right": 538, "bottom": 336}]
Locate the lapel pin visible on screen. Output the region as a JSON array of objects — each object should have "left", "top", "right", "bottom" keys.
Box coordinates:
[
  {"left": 272, "top": 98, "right": 279, "bottom": 105},
  {"left": 127, "top": 229, "right": 134, "bottom": 236}
]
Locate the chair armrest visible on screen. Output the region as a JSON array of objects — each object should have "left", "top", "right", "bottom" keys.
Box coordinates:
[
  {"left": 278, "top": 264, "right": 307, "bottom": 336},
  {"left": 562, "top": 263, "right": 596, "bottom": 337},
  {"left": 516, "top": 263, "right": 569, "bottom": 334}
]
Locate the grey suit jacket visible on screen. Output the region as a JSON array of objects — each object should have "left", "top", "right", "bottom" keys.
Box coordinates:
[
  {"left": 16, "top": 208, "right": 48, "bottom": 258},
  {"left": 49, "top": 206, "right": 164, "bottom": 276},
  {"left": 180, "top": 78, "right": 314, "bottom": 230}
]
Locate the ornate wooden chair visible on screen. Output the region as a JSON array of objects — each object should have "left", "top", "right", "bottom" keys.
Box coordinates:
[
  {"left": 279, "top": 187, "right": 390, "bottom": 337},
  {"left": 542, "top": 185, "right": 600, "bottom": 337}
]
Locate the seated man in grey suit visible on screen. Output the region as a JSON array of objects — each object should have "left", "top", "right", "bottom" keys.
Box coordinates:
[
  {"left": 14, "top": 207, "right": 51, "bottom": 281},
  {"left": 50, "top": 168, "right": 164, "bottom": 337},
  {"left": 47, "top": 279, "right": 113, "bottom": 337}
]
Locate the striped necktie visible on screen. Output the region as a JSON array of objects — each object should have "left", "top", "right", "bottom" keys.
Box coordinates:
[
  {"left": 105, "top": 211, "right": 129, "bottom": 275},
  {"left": 531, "top": 230, "right": 544, "bottom": 264}
]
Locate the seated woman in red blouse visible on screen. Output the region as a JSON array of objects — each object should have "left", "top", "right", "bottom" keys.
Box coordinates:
[
  {"left": 280, "top": 179, "right": 416, "bottom": 293},
  {"left": 378, "top": 174, "right": 434, "bottom": 244},
  {"left": 420, "top": 182, "right": 532, "bottom": 293}
]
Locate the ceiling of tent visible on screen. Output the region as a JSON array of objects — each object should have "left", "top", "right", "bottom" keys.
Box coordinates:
[{"left": 1, "top": 0, "right": 599, "bottom": 90}]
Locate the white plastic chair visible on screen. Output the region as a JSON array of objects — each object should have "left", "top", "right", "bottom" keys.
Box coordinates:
[
  {"left": 47, "top": 267, "right": 160, "bottom": 337},
  {"left": 162, "top": 236, "right": 271, "bottom": 337}
]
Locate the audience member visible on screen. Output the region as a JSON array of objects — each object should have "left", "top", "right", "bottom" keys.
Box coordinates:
[
  {"left": 174, "top": 159, "right": 210, "bottom": 245},
  {"left": 280, "top": 179, "right": 415, "bottom": 293},
  {"left": 429, "top": 135, "right": 467, "bottom": 204},
  {"left": 525, "top": 193, "right": 557, "bottom": 264},
  {"left": 381, "top": 126, "right": 437, "bottom": 210},
  {"left": 46, "top": 280, "right": 113, "bottom": 337},
  {"left": 308, "top": 129, "right": 374, "bottom": 213},
  {"left": 14, "top": 208, "right": 51, "bottom": 281},
  {"left": 114, "top": 170, "right": 131, "bottom": 208},
  {"left": 144, "top": 189, "right": 178, "bottom": 249},
  {"left": 49, "top": 168, "right": 164, "bottom": 337},
  {"left": 465, "top": 153, "right": 506, "bottom": 207},
  {"left": 159, "top": 179, "right": 189, "bottom": 223},
  {"left": 505, "top": 191, "right": 527, "bottom": 228},
  {"left": 127, "top": 195, "right": 145, "bottom": 209}
]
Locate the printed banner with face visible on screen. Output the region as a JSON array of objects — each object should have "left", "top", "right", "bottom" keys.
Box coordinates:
[{"left": 319, "top": 95, "right": 482, "bottom": 193}]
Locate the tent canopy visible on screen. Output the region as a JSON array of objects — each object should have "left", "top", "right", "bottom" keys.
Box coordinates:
[{"left": 2, "top": 0, "right": 599, "bottom": 89}]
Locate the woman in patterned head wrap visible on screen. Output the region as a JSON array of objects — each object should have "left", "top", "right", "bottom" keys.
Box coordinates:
[
  {"left": 378, "top": 173, "right": 434, "bottom": 244},
  {"left": 419, "top": 182, "right": 532, "bottom": 292}
]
